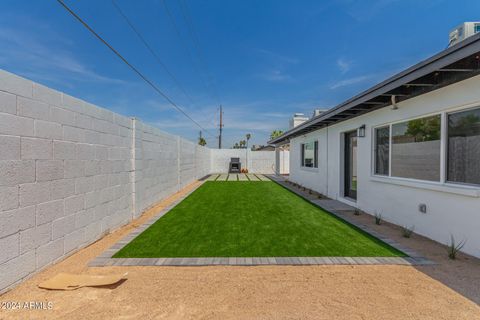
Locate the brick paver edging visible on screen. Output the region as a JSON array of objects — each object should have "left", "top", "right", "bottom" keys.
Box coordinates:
[{"left": 89, "top": 175, "right": 434, "bottom": 267}]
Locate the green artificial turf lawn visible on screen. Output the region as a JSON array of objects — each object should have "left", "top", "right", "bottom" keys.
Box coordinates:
[{"left": 114, "top": 181, "right": 405, "bottom": 258}]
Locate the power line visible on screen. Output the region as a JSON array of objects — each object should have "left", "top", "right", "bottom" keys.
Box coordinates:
[
  {"left": 111, "top": 0, "right": 197, "bottom": 108},
  {"left": 160, "top": 0, "right": 218, "bottom": 106},
  {"left": 57, "top": 0, "right": 214, "bottom": 137},
  {"left": 177, "top": 0, "right": 222, "bottom": 105}
]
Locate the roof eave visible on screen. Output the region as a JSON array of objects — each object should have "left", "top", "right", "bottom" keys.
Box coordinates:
[{"left": 268, "top": 33, "right": 480, "bottom": 145}]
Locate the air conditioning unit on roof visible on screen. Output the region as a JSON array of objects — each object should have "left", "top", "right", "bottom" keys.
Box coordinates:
[{"left": 449, "top": 22, "right": 480, "bottom": 47}]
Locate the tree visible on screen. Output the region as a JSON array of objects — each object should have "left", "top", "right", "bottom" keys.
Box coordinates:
[
  {"left": 198, "top": 137, "right": 207, "bottom": 146},
  {"left": 270, "top": 130, "right": 284, "bottom": 140},
  {"left": 405, "top": 116, "right": 441, "bottom": 142},
  {"left": 233, "top": 138, "right": 250, "bottom": 149}
]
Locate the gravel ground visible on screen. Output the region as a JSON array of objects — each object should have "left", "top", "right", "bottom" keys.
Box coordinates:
[{"left": 1, "top": 180, "right": 479, "bottom": 320}]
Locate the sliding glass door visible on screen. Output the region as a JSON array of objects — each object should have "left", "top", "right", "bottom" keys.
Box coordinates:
[{"left": 344, "top": 131, "right": 358, "bottom": 200}]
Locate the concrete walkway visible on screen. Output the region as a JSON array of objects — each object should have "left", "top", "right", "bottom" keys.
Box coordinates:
[
  {"left": 204, "top": 173, "right": 271, "bottom": 182},
  {"left": 90, "top": 174, "right": 433, "bottom": 267}
]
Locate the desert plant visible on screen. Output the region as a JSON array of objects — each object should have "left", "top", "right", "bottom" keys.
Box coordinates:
[
  {"left": 447, "top": 235, "right": 466, "bottom": 260},
  {"left": 374, "top": 212, "right": 382, "bottom": 225},
  {"left": 354, "top": 209, "right": 361, "bottom": 216},
  {"left": 401, "top": 225, "right": 415, "bottom": 238}
]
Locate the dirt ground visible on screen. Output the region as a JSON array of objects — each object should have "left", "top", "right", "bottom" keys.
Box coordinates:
[{"left": 1, "top": 181, "right": 479, "bottom": 320}]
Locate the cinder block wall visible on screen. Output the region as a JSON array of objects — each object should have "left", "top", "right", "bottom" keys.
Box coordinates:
[
  {"left": 132, "top": 121, "right": 210, "bottom": 217},
  {"left": 0, "top": 70, "right": 210, "bottom": 292}
]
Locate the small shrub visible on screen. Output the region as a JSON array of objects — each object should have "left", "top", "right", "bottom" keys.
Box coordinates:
[
  {"left": 374, "top": 212, "right": 382, "bottom": 225},
  {"left": 354, "top": 209, "right": 361, "bottom": 216},
  {"left": 447, "top": 235, "right": 466, "bottom": 260},
  {"left": 308, "top": 189, "right": 313, "bottom": 194},
  {"left": 318, "top": 194, "right": 323, "bottom": 199},
  {"left": 401, "top": 225, "right": 414, "bottom": 238}
]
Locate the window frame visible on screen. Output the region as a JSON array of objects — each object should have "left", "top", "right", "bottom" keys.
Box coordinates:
[
  {"left": 300, "top": 143, "right": 305, "bottom": 167},
  {"left": 373, "top": 125, "right": 390, "bottom": 176},
  {"left": 371, "top": 106, "right": 480, "bottom": 188},
  {"left": 300, "top": 140, "right": 318, "bottom": 169},
  {"left": 445, "top": 105, "right": 480, "bottom": 187},
  {"left": 372, "top": 112, "right": 443, "bottom": 182}
]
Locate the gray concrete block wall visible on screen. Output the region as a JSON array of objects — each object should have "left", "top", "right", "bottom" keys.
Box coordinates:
[
  {"left": 195, "top": 145, "right": 211, "bottom": 180},
  {"left": 0, "top": 69, "right": 135, "bottom": 292},
  {"left": 0, "top": 69, "right": 287, "bottom": 292},
  {"left": 0, "top": 70, "right": 215, "bottom": 292},
  {"left": 132, "top": 121, "right": 210, "bottom": 217},
  {"left": 133, "top": 121, "right": 180, "bottom": 217}
]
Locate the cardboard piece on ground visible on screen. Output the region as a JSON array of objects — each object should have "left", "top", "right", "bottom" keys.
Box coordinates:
[{"left": 38, "top": 273, "right": 128, "bottom": 290}]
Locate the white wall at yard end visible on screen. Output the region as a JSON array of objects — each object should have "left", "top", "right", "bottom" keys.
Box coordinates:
[
  {"left": 210, "top": 149, "right": 289, "bottom": 174},
  {"left": 289, "top": 74, "right": 480, "bottom": 258}
]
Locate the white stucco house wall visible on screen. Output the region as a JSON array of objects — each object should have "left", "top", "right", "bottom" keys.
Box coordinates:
[{"left": 270, "top": 33, "right": 480, "bottom": 258}]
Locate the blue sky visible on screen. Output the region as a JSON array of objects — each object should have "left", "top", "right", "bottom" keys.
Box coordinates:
[{"left": 1, "top": 0, "right": 479, "bottom": 147}]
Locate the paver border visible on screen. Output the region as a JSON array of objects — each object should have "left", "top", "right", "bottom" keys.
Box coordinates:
[{"left": 89, "top": 175, "right": 434, "bottom": 267}]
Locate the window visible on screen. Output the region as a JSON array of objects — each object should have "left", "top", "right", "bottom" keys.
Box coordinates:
[
  {"left": 300, "top": 143, "right": 305, "bottom": 166},
  {"left": 301, "top": 141, "right": 318, "bottom": 168},
  {"left": 374, "top": 126, "right": 390, "bottom": 175},
  {"left": 447, "top": 107, "right": 480, "bottom": 185},
  {"left": 391, "top": 115, "right": 441, "bottom": 181}
]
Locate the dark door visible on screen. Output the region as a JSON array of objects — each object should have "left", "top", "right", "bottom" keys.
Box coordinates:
[{"left": 344, "top": 131, "right": 358, "bottom": 200}]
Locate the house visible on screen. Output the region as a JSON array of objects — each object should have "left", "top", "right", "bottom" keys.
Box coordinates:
[
  {"left": 251, "top": 145, "right": 275, "bottom": 151},
  {"left": 269, "top": 31, "right": 480, "bottom": 258}
]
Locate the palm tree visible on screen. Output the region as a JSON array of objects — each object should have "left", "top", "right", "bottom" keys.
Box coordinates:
[
  {"left": 270, "top": 130, "right": 284, "bottom": 140},
  {"left": 198, "top": 137, "right": 207, "bottom": 146}
]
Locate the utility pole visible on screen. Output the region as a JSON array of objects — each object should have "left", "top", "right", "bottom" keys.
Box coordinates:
[{"left": 218, "top": 105, "right": 223, "bottom": 149}]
